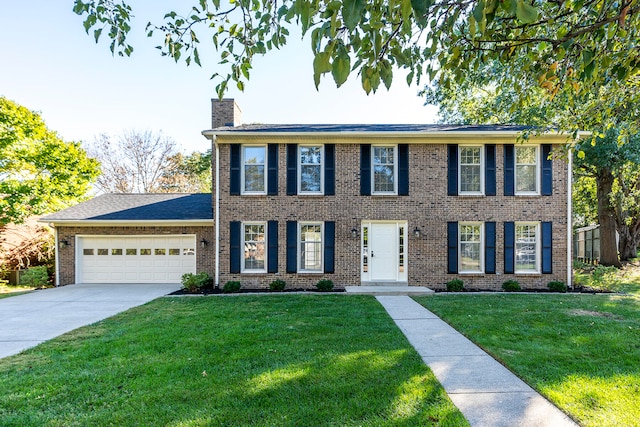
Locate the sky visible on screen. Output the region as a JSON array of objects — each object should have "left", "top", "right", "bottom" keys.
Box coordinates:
[{"left": 0, "top": 2, "right": 438, "bottom": 153}]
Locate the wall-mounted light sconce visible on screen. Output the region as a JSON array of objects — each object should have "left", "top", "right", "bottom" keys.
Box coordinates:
[
  {"left": 200, "top": 238, "right": 208, "bottom": 248},
  {"left": 351, "top": 228, "right": 358, "bottom": 238},
  {"left": 413, "top": 227, "right": 421, "bottom": 239},
  {"left": 59, "top": 240, "right": 69, "bottom": 249}
]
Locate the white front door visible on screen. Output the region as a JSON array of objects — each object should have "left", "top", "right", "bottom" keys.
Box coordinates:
[{"left": 361, "top": 221, "right": 407, "bottom": 283}]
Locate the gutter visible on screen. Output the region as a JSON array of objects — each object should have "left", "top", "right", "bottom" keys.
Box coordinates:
[
  {"left": 214, "top": 135, "right": 220, "bottom": 288},
  {"left": 52, "top": 224, "right": 60, "bottom": 287},
  {"left": 567, "top": 147, "right": 573, "bottom": 289}
]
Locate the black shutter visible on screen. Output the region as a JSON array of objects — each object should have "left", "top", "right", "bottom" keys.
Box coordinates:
[
  {"left": 230, "top": 221, "right": 241, "bottom": 273},
  {"left": 267, "top": 144, "right": 278, "bottom": 195},
  {"left": 504, "top": 144, "right": 515, "bottom": 196},
  {"left": 230, "top": 145, "right": 241, "bottom": 195},
  {"left": 286, "top": 221, "right": 297, "bottom": 273},
  {"left": 504, "top": 221, "right": 515, "bottom": 274},
  {"left": 485, "top": 144, "right": 496, "bottom": 196},
  {"left": 360, "top": 144, "right": 371, "bottom": 196},
  {"left": 541, "top": 144, "right": 553, "bottom": 196},
  {"left": 485, "top": 222, "right": 496, "bottom": 274},
  {"left": 447, "top": 222, "right": 458, "bottom": 274},
  {"left": 286, "top": 144, "right": 297, "bottom": 195},
  {"left": 447, "top": 144, "right": 458, "bottom": 196},
  {"left": 324, "top": 221, "right": 335, "bottom": 274},
  {"left": 325, "top": 144, "right": 335, "bottom": 195},
  {"left": 398, "top": 144, "right": 409, "bottom": 196},
  {"left": 542, "top": 222, "right": 553, "bottom": 273},
  {"left": 267, "top": 221, "right": 278, "bottom": 273}
]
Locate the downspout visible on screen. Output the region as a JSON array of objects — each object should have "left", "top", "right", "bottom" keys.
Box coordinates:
[
  {"left": 567, "top": 147, "right": 573, "bottom": 289},
  {"left": 52, "top": 224, "right": 60, "bottom": 287},
  {"left": 214, "top": 135, "right": 220, "bottom": 288}
]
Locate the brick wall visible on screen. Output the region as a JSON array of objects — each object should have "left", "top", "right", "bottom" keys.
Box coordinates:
[
  {"left": 215, "top": 143, "right": 569, "bottom": 291},
  {"left": 56, "top": 225, "right": 214, "bottom": 285}
]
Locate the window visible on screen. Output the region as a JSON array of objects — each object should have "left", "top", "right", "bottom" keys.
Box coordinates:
[
  {"left": 169, "top": 248, "right": 180, "bottom": 255},
  {"left": 112, "top": 249, "right": 123, "bottom": 255},
  {"left": 459, "top": 146, "right": 483, "bottom": 194},
  {"left": 299, "top": 223, "right": 323, "bottom": 272},
  {"left": 242, "top": 145, "right": 266, "bottom": 194},
  {"left": 155, "top": 248, "right": 166, "bottom": 256},
  {"left": 298, "top": 145, "right": 323, "bottom": 194},
  {"left": 516, "top": 222, "right": 540, "bottom": 273},
  {"left": 83, "top": 249, "right": 94, "bottom": 255},
  {"left": 126, "top": 249, "right": 137, "bottom": 255},
  {"left": 372, "top": 145, "right": 397, "bottom": 194},
  {"left": 459, "top": 223, "right": 484, "bottom": 273},
  {"left": 243, "top": 222, "right": 266, "bottom": 272},
  {"left": 515, "top": 146, "right": 539, "bottom": 194}
]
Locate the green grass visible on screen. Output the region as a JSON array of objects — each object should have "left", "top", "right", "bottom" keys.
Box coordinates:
[
  {"left": 0, "top": 295, "right": 467, "bottom": 426},
  {"left": 415, "top": 293, "right": 640, "bottom": 427},
  {"left": 0, "top": 284, "right": 35, "bottom": 299}
]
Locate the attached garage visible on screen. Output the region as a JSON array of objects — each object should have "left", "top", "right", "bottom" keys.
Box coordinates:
[
  {"left": 40, "top": 193, "right": 214, "bottom": 286},
  {"left": 77, "top": 235, "right": 197, "bottom": 283}
]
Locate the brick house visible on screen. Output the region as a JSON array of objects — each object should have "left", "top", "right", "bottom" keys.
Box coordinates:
[{"left": 42, "top": 99, "right": 572, "bottom": 290}]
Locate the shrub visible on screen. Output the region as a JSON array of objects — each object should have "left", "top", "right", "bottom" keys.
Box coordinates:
[
  {"left": 20, "top": 266, "right": 49, "bottom": 287},
  {"left": 181, "top": 272, "right": 213, "bottom": 293},
  {"left": 548, "top": 281, "right": 568, "bottom": 293},
  {"left": 223, "top": 281, "right": 241, "bottom": 293},
  {"left": 269, "top": 279, "right": 286, "bottom": 291},
  {"left": 315, "top": 279, "right": 334, "bottom": 292},
  {"left": 502, "top": 280, "right": 521, "bottom": 292},
  {"left": 446, "top": 279, "right": 464, "bottom": 292}
]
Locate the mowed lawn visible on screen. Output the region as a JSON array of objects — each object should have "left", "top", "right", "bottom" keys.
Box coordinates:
[
  {"left": 416, "top": 293, "right": 640, "bottom": 427},
  {"left": 0, "top": 295, "right": 467, "bottom": 427}
]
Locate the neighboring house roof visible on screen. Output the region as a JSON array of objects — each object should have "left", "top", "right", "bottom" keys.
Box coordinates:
[
  {"left": 40, "top": 193, "right": 213, "bottom": 224},
  {"left": 206, "top": 123, "right": 537, "bottom": 133}
]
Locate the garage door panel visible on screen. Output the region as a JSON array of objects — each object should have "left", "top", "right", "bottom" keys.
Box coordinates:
[{"left": 79, "top": 236, "right": 196, "bottom": 283}]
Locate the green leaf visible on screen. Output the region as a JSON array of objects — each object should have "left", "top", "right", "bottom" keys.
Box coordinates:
[
  {"left": 380, "top": 60, "right": 393, "bottom": 90},
  {"left": 93, "top": 28, "right": 103, "bottom": 43},
  {"left": 331, "top": 51, "right": 351, "bottom": 87},
  {"left": 342, "top": 0, "right": 365, "bottom": 31},
  {"left": 313, "top": 52, "right": 332, "bottom": 88},
  {"left": 515, "top": 0, "right": 538, "bottom": 24}
]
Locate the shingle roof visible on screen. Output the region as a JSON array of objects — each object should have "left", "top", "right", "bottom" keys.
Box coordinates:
[
  {"left": 40, "top": 193, "right": 213, "bottom": 222},
  {"left": 207, "top": 123, "right": 536, "bottom": 133}
]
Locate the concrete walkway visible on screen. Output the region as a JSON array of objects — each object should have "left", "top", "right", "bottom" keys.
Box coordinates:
[
  {"left": 0, "top": 283, "right": 181, "bottom": 359},
  {"left": 377, "top": 296, "right": 578, "bottom": 427}
]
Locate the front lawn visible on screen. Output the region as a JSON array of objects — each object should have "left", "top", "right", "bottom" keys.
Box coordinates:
[
  {"left": 0, "top": 284, "right": 35, "bottom": 299},
  {"left": 0, "top": 295, "right": 467, "bottom": 426},
  {"left": 416, "top": 293, "right": 640, "bottom": 427}
]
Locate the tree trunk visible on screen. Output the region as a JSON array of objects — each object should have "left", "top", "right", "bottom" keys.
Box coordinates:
[
  {"left": 618, "top": 220, "right": 640, "bottom": 261},
  {"left": 596, "top": 170, "right": 621, "bottom": 267}
]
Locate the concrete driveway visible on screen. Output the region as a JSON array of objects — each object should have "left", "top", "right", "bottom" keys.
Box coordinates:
[{"left": 0, "top": 283, "right": 181, "bottom": 359}]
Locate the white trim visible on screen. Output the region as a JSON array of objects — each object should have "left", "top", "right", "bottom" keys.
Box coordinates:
[
  {"left": 297, "top": 221, "right": 324, "bottom": 273},
  {"left": 241, "top": 144, "right": 268, "bottom": 195},
  {"left": 360, "top": 220, "right": 408, "bottom": 282},
  {"left": 371, "top": 145, "right": 398, "bottom": 195},
  {"left": 53, "top": 226, "right": 60, "bottom": 286},
  {"left": 40, "top": 220, "right": 213, "bottom": 227},
  {"left": 214, "top": 136, "right": 221, "bottom": 288},
  {"left": 458, "top": 145, "right": 485, "bottom": 196},
  {"left": 297, "top": 145, "right": 324, "bottom": 195},
  {"left": 567, "top": 147, "right": 573, "bottom": 289},
  {"left": 241, "top": 221, "right": 267, "bottom": 273},
  {"left": 514, "top": 222, "right": 541, "bottom": 274},
  {"left": 514, "top": 145, "right": 541, "bottom": 196},
  {"left": 458, "top": 222, "right": 485, "bottom": 274}
]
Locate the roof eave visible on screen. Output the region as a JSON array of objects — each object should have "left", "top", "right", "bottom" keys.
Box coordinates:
[{"left": 39, "top": 219, "right": 214, "bottom": 227}]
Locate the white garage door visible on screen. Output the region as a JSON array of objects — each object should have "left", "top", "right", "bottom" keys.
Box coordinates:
[{"left": 78, "top": 235, "right": 196, "bottom": 283}]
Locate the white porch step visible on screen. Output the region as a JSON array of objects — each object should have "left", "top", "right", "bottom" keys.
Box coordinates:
[{"left": 345, "top": 286, "right": 434, "bottom": 295}]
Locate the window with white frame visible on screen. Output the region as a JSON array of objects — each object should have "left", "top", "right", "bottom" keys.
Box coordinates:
[
  {"left": 299, "top": 145, "right": 324, "bottom": 194},
  {"left": 242, "top": 222, "right": 266, "bottom": 272},
  {"left": 372, "top": 145, "right": 397, "bottom": 194},
  {"left": 459, "top": 146, "right": 483, "bottom": 194},
  {"left": 242, "top": 145, "right": 267, "bottom": 194},
  {"left": 515, "top": 146, "right": 539, "bottom": 194},
  {"left": 459, "top": 223, "right": 484, "bottom": 273},
  {"left": 299, "top": 222, "right": 323, "bottom": 272},
  {"left": 515, "top": 222, "right": 540, "bottom": 273}
]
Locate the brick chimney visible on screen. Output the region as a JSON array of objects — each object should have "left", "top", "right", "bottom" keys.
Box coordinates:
[{"left": 211, "top": 98, "right": 242, "bottom": 128}]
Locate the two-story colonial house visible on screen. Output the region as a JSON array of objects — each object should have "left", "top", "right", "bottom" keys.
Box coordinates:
[{"left": 43, "top": 99, "right": 572, "bottom": 290}]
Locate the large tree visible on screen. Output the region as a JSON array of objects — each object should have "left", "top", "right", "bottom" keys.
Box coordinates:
[
  {"left": 74, "top": 0, "right": 639, "bottom": 111},
  {"left": 0, "top": 97, "right": 100, "bottom": 226},
  {"left": 88, "top": 130, "right": 211, "bottom": 193}
]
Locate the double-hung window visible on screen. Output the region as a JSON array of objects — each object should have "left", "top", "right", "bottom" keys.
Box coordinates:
[
  {"left": 242, "top": 222, "right": 266, "bottom": 272},
  {"left": 459, "top": 146, "right": 484, "bottom": 195},
  {"left": 299, "top": 222, "right": 323, "bottom": 272},
  {"left": 299, "top": 145, "right": 324, "bottom": 194},
  {"left": 372, "top": 145, "right": 397, "bottom": 194},
  {"left": 242, "top": 145, "right": 267, "bottom": 194},
  {"left": 459, "top": 223, "right": 484, "bottom": 273},
  {"left": 515, "top": 222, "right": 540, "bottom": 273},
  {"left": 515, "top": 146, "right": 539, "bottom": 195}
]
